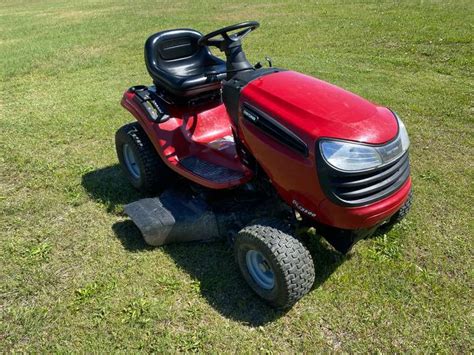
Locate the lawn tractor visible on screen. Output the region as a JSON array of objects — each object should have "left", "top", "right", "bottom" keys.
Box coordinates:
[{"left": 115, "top": 21, "right": 413, "bottom": 308}]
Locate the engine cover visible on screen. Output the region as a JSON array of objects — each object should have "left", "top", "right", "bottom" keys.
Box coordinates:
[
  {"left": 240, "top": 70, "right": 398, "bottom": 145},
  {"left": 233, "top": 70, "right": 400, "bottom": 227}
]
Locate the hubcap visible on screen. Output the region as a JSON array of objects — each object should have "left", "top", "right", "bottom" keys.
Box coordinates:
[
  {"left": 123, "top": 144, "right": 140, "bottom": 179},
  {"left": 245, "top": 250, "right": 275, "bottom": 290}
]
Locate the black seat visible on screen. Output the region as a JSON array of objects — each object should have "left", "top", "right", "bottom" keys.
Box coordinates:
[{"left": 144, "top": 29, "right": 226, "bottom": 97}]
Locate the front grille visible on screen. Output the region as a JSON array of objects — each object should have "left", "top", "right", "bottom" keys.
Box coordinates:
[{"left": 318, "top": 152, "right": 410, "bottom": 207}]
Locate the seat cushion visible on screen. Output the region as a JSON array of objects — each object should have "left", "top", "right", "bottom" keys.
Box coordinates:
[{"left": 145, "top": 29, "right": 226, "bottom": 97}]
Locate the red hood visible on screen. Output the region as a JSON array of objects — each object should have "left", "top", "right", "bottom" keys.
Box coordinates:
[{"left": 242, "top": 71, "right": 398, "bottom": 145}]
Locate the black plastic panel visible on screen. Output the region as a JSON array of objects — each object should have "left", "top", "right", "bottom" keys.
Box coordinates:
[
  {"left": 242, "top": 103, "right": 309, "bottom": 156},
  {"left": 222, "top": 67, "right": 284, "bottom": 125}
]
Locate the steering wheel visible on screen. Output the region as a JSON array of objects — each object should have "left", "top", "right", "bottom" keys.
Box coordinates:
[{"left": 198, "top": 21, "right": 260, "bottom": 49}]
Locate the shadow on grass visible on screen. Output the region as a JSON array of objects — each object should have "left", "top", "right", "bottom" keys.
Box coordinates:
[
  {"left": 83, "top": 165, "right": 346, "bottom": 326},
  {"left": 81, "top": 164, "right": 141, "bottom": 213},
  {"left": 112, "top": 219, "right": 345, "bottom": 326},
  {"left": 372, "top": 222, "right": 398, "bottom": 237}
]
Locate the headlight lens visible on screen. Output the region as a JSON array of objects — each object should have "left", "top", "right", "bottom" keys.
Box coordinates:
[
  {"left": 396, "top": 114, "right": 410, "bottom": 152},
  {"left": 320, "top": 113, "right": 410, "bottom": 171},
  {"left": 320, "top": 140, "right": 383, "bottom": 171}
]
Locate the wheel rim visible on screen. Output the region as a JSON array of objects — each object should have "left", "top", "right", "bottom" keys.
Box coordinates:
[
  {"left": 123, "top": 144, "right": 140, "bottom": 179},
  {"left": 245, "top": 250, "right": 275, "bottom": 290}
]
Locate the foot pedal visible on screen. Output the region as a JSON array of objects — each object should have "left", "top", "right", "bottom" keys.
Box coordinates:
[{"left": 180, "top": 156, "right": 244, "bottom": 184}]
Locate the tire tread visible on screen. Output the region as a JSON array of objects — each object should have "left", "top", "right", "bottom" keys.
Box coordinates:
[
  {"left": 236, "top": 219, "right": 315, "bottom": 308},
  {"left": 115, "top": 122, "right": 173, "bottom": 192}
]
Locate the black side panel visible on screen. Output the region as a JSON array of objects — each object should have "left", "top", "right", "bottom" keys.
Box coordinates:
[
  {"left": 242, "top": 103, "right": 309, "bottom": 156},
  {"left": 222, "top": 79, "right": 241, "bottom": 125},
  {"left": 222, "top": 68, "right": 285, "bottom": 125}
]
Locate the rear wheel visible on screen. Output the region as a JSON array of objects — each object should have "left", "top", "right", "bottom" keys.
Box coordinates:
[
  {"left": 234, "top": 219, "right": 315, "bottom": 309},
  {"left": 115, "top": 122, "right": 174, "bottom": 193}
]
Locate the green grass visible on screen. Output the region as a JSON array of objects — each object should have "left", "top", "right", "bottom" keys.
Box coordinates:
[{"left": 1, "top": 0, "right": 473, "bottom": 352}]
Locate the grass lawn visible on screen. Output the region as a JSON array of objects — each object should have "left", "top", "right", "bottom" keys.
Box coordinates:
[{"left": 1, "top": 0, "right": 473, "bottom": 352}]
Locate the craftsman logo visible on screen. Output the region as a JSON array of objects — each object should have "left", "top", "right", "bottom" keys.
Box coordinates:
[
  {"left": 243, "top": 109, "right": 259, "bottom": 122},
  {"left": 292, "top": 200, "right": 316, "bottom": 217}
]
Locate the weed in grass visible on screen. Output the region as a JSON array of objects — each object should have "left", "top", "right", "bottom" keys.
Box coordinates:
[
  {"left": 175, "top": 332, "right": 205, "bottom": 352},
  {"left": 156, "top": 275, "right": 182, "bottom": 292},
  {"left": 367, "top": 233, "right": 403, "bottom": 261},
  {"left": 73, "top": 280, "right": 116, "bottom": 308},
  {"left": 419, "top": 170, "right": 441, "bottom": 183},
  {"left": 28, "top": 242, "right": 52, "bottom": 261},
  {"left": 121, "top": 298, "right": 151, "bottom": 326}
]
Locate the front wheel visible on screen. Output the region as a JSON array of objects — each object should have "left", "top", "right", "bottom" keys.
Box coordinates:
[{"left": 234, "top": 219, "right": 315, "bottom": 309}]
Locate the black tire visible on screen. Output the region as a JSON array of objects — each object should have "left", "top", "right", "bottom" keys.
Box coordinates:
[
  {"left": 234, "top": 219, "right": 315, "bottom": 309},
  {"left": 115, "top": 122, "right": 173, "bottom": 193},
  {"left": 389, "top": 188, "right": 413, "bottom": 224}
]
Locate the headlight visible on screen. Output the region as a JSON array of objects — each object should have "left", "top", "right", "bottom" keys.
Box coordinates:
[
  {"left": 396, "top": 113, "right": 410, "bottom": 152},
  {"left": 320, "top": 113, "right": 410, "bottom": 172},
  {"left": 320, "top": 140, "right": 382, "bottom": 171}
]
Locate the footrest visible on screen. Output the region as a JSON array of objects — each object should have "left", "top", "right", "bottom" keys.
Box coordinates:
[{"left": 180, "top": 156, "right": 244, "bottom": 184}]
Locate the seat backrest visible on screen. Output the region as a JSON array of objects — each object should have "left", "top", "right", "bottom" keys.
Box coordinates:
[{"left": 145, "top": 29, "right": 214, "bottom": 78}]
